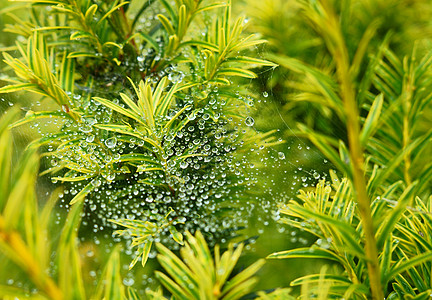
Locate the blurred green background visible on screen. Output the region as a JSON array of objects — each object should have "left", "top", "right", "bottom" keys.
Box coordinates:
[{"left": 2, "top": 0, "right": 432, "bottom": 296}]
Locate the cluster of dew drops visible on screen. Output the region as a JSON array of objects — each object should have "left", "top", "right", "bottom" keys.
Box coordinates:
[
  {"left": 7, "top": 84, "right": 326, "bottom": 229},
  {"left": 1, "top": 6, "right": 331, "bottom": 292},
  {"left": 26, "top": 80, "right": 274, "bottom": 233},
  {"left": 3, "top": 87, "right": 328, "bottom": 293}
]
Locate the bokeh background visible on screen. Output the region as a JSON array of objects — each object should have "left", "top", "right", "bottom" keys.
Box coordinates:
[{"left": 2, "top": 0, "right": 432, "bottom": 296}]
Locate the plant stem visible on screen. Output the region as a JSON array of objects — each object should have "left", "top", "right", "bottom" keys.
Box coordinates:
[
  {"left": 402, "top": 55, "right": 414, "bottom": 187},
  {"left": 403, "top": 115, "right": 412, "bottom": 185},
  {"left": 319, "top": 1, "right": 384, "bottom": 298},
  {"left": 341, "top": 66, "right": 384, "bottom": 300}
]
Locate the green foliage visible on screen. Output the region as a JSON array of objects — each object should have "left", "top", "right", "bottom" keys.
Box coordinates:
[
  {"left": 0, "top": 0, "right": 282, "bottom": 298},
  {"left": 260, "top": 0, "right": 432, "bottom": 298},
  {"left": 0, "top": 111, "right": 270, "bottom": 299},
  {"left": 366, "top": 47, "right": 432, "bottom": 196},
  {"left": 2, "top": 0, "right": 432, "bottom": 298},
  {"left": 153, "top": 231, "right": 265, "bottom": 300},
  {"left": 269, "top": 176, "right": 432, "bottom": 299},
  {"left": 0, "top": 0, "right": 279, "bottom": 269},
  {"left": 244, "top": 0, "right": 432, "bottom": 136},
  {"left": 0, "top": 108, "right": 135, "bottom": 299}
]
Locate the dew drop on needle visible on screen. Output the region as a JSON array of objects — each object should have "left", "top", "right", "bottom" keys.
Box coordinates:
[{"left": 245, "top": 117, "right": 254, "bottom": 127}]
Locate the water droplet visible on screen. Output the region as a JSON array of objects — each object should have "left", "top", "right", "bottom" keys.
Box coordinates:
[
  {"left": 263, "top": 91, "right": 268, "bottom": 97},
  {"left": 91, "top": 178, "right": 101, "bottom": 187},
  {"left": 25, "top": 110, "right": 35, "bottom": 118},
  {"left": 86, "top": 135, "right": 95, "bottom": 143},
  {"left": 123, "top": 277, "right": 135, "bottom": 286},
  {"left": 245, "top": 117, "right": 254, "bottom": 127},
  {"left": 79, "top": 125, "right": 92, "bottom": 133},
  {"left": 105, "top": 137, "right": 117, "bottom": 148},
  {"left": 278, "top": 152, "right": 285, "bottom": 160},
  {"left": 187, "top": 112, "right": 196, "bottom": 121},
  {"left": 106, "top": 173, "right": 115, "bottom": 181}
]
